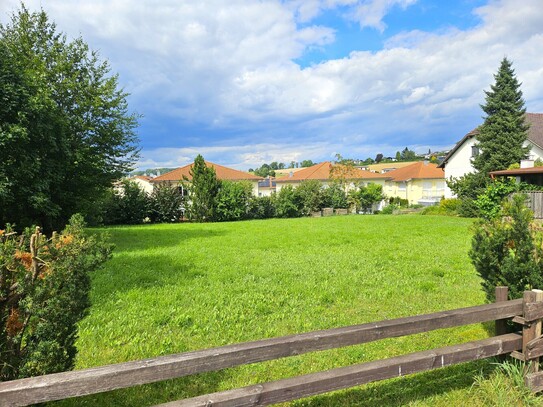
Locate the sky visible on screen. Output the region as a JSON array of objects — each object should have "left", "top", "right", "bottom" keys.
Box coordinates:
[{"left": 1, "top": 0, "right": 543, "bottom": 171}]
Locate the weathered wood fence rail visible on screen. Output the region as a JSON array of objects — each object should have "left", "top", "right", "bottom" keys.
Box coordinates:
[{"left": 2, "top": 287, "right": 543, "bottom": 407}]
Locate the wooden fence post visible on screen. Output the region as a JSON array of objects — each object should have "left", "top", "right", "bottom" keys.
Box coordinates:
[
  {"left": 495, "top": 286, "right": 509, "bottom": 336},
  {"left": 520, "top": 289, "right": 543, "bottom": 392},
  {"left": 523, "top": 290, "right": 543, "bottom": 374}
]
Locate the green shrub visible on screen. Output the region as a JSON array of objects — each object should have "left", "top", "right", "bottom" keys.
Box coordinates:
[
  {"left": 296, "top": 180, "right": 324, "bottom": 216},
  {"left": 0, "top": 214, "right": 112, "bottom": 380},
  {"left": 148, "top": 184, "right": 184, "bottom": 223},
  {"left": 470, "top": 193, "right": 543, "bottom": 302},
  {"left": 439, "top": 198, "right": 461, "bottom": 213},
  {"left": 247, "top": 196, "right": 276, "bottom": 219},
  {"left": 475, "top": 178, "right": 519, "bottom": 220},
  {"left": 380, "top": 204, "right": 398, "bottom": 214},
  {"left": 388, "top": 197, "right": 408, "bottom": 207},
  {"left": 215, "top": 181, "right": 253, "bottom": 222},
  {"left": 420, "top": 205, "right": 443, "bottom": 215},
  {"left": 102, "top": 180, "right": 150, "bottom": 225},
  {"left": 275, "top": 185, "right": 303, "bottom": 218},
  {"left": 322, "top": 183, "right": 348, "bottom": 209}
]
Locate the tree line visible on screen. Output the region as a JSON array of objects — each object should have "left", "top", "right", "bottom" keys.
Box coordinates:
[{"left": 102, "top": 155, "right": 386, "bottom": 224}]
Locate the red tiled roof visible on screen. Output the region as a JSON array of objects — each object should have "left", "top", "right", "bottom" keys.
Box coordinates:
[
  {"left": 275, "top": 161, "right": 389, "bottom": 183},
  {"left": 152, "top": 161, "right": 262, "bottom": 182},
  {"left": 439, "top": 113, "right": 543, "bottom": 168},
  {"left": 386, "top": 161, "right": 444, "bottom": 182}
]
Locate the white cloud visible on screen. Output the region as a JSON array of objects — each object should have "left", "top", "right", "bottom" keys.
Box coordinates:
[
  {"left": 349, "top": 0, "right": 418, "bottom": 31},
  {"left": 2, "top": 0, "right": 543, "bottom": 168}
]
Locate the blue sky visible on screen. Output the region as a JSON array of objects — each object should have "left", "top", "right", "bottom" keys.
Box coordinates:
[{"left": 1, "top": 0, "right": 543, "bottom": 170}]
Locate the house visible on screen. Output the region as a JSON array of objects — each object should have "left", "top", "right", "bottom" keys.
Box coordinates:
[
  {"left": 384, "top": 161, "right": 445, "bottom": 206},
  {"left": 128, "top": 175, "right": 154, "bottom": 195},
  {"left": 152, "top": 161, "right": 263, "bottom": 195},
  {"left": 439, "top": 113, "right": 543, "bottom": 198},
  {"left": 257, "top": 177, "right": 276, "bottom": 197},
  {"left": 274, "top": 161, "right": 390, "bottom": 193}
]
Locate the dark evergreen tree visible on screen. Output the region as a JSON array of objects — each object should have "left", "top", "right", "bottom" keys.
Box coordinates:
[
  {"left": 187, "top": 155, "right": 220, "bottom": 222},
  {"left": 473, "top": 57, "right": 530, "bottom": 174}
]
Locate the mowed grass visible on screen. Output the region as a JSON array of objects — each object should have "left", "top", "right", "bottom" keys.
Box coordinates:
[{"left": 51, "top": 215, "right": 529, "bottom": 406}]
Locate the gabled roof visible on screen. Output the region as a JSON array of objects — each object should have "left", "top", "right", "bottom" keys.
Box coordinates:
[
  {"left": 275, "top": 161, "right": 389, "bottom": 183},
  {"left": 385, "top": 161, "right": 444, "bottom": 182},
  {"left": 152, "top": 161, "right": 262, "bottom": 182},
  {"left": 439, "top": 113, "right": 543, "bottom": 168}
]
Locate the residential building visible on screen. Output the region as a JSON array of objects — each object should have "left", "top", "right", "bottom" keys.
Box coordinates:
[
  {"left": 439, "top": 113, "right": 543, "bottom": 197},
  {"left": 152, "top": 161, "right": 263, "bottom": 195},
  {"left": 128, "top": 175, "right": 154, "bottom": 195},
  {"left": 274, "top": 161, "right": 390, "bottom": 192},
  {"left": 384, "top": 161, "right": 445, "bottom": 206},
  {"left": 257, "top": 177, "right": 276, "bottom": 197}
]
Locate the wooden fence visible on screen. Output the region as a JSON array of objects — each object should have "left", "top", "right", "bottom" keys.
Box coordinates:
[
  {"left": 2, "top": 286, "right": 543, "bottom": 406},
  {"left": 524, "top": 191, "right": 543, "bottom": 219}
]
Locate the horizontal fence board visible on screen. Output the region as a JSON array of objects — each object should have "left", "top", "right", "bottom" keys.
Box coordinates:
[
  {"left": 525, "top": 371, "right": 543, "bottom": 393},
  {"left": 158, "top": 334, "right": 522, "bottom": 407},
  {"left": 526, "top": 336, "right": 543, "bottom": 360},
  {"left": 0, "top": 299, "right": 523, "bottom": 407},
  {"left": 524, "top": 301, "right": 543, "bottom": 322}
]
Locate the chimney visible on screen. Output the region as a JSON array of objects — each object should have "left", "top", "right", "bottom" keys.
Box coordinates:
[{"left": 521, "top": 159, "right": 534, "bottom": 168}]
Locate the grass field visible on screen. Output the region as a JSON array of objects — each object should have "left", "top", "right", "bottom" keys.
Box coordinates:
[{"left": 52, "top": 215, "right": 541, "bottom": 406}]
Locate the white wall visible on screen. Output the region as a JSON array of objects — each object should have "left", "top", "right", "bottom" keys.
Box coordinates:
[
  {"left": 444, "top": 139, "right": 543, "bottom": 198},
  {"left": 443, "top": 137, "right": 477, "bottom": 198}
]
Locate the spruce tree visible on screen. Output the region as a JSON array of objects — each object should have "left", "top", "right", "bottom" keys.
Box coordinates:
[{"left": 473, "top": 58, "right": 530, "bottom": 174}]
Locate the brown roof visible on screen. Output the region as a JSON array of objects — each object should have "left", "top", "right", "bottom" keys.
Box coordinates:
[
  {"left": 490, "top": 166, "right": 543, "bottom": 177},
  {"left": 439, "top": 113, "right": 543, "bottom": 168},
  {"left": 275, "top": 161, "right": 389, "bottom": 183},
  {"left": 152, "top": 161, "right": 263, "bottom": 182},
  {"left": 385, "top": 161, "right": 444, "bottom": 182}
]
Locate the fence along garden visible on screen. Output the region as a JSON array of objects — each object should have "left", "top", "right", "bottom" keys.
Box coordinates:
[{"left": 2, "top": 287, "right": 543, "bottom": 406}]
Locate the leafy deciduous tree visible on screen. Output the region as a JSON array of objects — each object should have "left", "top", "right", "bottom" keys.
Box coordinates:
[{"left": 0, "top": 7, "right": 139, "bottom": 231}]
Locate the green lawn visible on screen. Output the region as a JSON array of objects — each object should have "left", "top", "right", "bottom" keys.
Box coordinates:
[{"left": 51, "top": 215, "right": 536, "bottom": 406}]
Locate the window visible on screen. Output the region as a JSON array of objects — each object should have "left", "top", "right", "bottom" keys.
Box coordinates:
[{"left": 471, "top": 146, "right": 480, "bottom": 157}]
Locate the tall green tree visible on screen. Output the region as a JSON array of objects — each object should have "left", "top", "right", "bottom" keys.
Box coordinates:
[
  {"left": 473, "top": 57, "right": 530, "bottom": 174},
  {"left": 186, "top": 155, "right": 221, "bottom": 222},
  {"left": 0, "top": 7, "right": 139, "bottom": 231}
]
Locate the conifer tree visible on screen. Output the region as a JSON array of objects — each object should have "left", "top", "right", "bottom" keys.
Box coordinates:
[
  {"left": 473, "top": 58, "right": 530, "bottom": 174},
  {"left": 187, "top": 155, "right": 220, "bottom": 222}
]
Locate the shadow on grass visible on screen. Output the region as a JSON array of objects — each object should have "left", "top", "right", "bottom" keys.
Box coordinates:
[
  {"left": 292, "top": 360, "right": 493, "bottom": 406},
  {"left": 98, "top": 225, "right": 228, "bottom": 253},
  {"left": 90, "top": 254, "right": 202, "bottom": 306}
]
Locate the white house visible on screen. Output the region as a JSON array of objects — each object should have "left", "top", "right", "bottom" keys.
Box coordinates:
[{"left": 439, "top": 113, "right": 543, "bottom": 198}]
